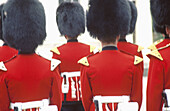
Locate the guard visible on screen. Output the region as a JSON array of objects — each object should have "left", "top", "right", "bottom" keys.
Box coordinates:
[
  {"left": 79, "top": 0, "right": 143, "bottom": 111},
  {"left": 51, "top": 2, "right": 99, "bottom": 111},
  {"left": 0, "top": 4, "right": 18, "bottom": 62},
  {"left": 147, "top": 0, "right": 170, "bottom": 111},
  {"left": 117, "top": 1, "right": 143, "bottom": 76},
  {"left": 0, "top": 0, "right": 62, "bottom": 110}
]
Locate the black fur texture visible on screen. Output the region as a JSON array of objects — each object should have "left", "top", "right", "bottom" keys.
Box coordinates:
[
  {"left": 153, "top": 21, "right": 166, "bottom": 35},
  {"left": 0, "top": 4, "right": 4, "bottom": 41},
  {"left": 2, "top": 0, "right": 46, "bottom": 53},
  {"left": 56, "top": 2, "right": 85, "bottom": 38},
  {"left": 87, "top": 0, "right": 131, "bottom": 43},
  {"left": 128, "top": 1, "right": 137, "bottom": 34},
  {"left": 150, "top": 0, "right": 170, "bottom": 27}
]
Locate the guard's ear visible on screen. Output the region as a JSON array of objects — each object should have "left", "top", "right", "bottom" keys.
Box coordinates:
[
  {"left": 165, "top": 26, "right": 170, "bottom": 36},
  {"left": 2, "top": 10, "right": 7, "bottom": 21}
]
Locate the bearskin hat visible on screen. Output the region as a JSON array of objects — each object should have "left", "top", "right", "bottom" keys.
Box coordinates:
[
  {"left": 128, "top": 1, "right": 137, "bottom": 34},
  {"left": 150, "top": 0, "right": 170, "bottom": 28},
  {"left": 87, "top": 0, "right": 131, "bottom": 43},
  {"left": 153, "top": 21, "right": 166, "bottom": 35},
  {"left": 2, "top": 0, "right": 46, "bottom": 53},
  {"left": 0, "top": 4, "right": 3, "bottom": 41},
  {"left": 56, "top": 2, "right": 85, "bottom": 38}
]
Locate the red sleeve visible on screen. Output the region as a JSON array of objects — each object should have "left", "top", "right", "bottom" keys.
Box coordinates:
[
  {"left": 130, "top": 64, "right": 143, "bottom": 111},
  {"left": 0, "top": 72, "right": 10, "bottom": 111},
  {"left": 80, "top": 66, "right": 93, "bottom": 111},
  {"left": 50, "top": 68, "right": 62, "bottom": 111},
  {"left": 147, "top": 57, "right": 164, "bottom": 111}
]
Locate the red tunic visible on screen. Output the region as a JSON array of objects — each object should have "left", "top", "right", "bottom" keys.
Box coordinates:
[
  {"left": 0, "top": 45, "right": 18, "bottom": 62},
  {"left": 80, "top": 46, "right": 143, "bottom": 111},
  {"left": 0, "top": 53, "right": 62, "bottom": 111},
  {"left": 51, "top": 40, "right": 94, "bottom": 102},
  {"left": 147, "top": 39, "right": 170, "bottom": 111}
]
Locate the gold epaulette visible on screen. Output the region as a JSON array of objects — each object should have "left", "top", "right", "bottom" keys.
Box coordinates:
[
  {"left": 51, "top": 47, "right": 60, "bottom": 55},
  {"left": 134, "top": 56, "right": 143, "bottom": 65},
  {"left": 147, "top": 50, "right": 163, "bottom": 61},
  {"left": 137, "top": 46, "right": 144, "bottom": 52},
  {"left": 78, "top": 57, "right": 89, "bottom": 66},
  {"left": 51, "top": 59, "right": 61, "bottom": 71},
  {"left": 148, "top": 39, "right": 163, "bottom": 51},
  {"left": 147, "top": 44, "right": 157, "bottom": 51},
  {"left": 90, "top": 45, "right": 102, "bottom": 54},
  {"left": 147, "top": 43, "right": 170, "bottom": 61},
  {"left": 0, "top": 62, "right": 7, "bottom": 71}
]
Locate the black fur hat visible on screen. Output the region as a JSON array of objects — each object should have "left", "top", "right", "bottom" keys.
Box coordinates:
[
  {"left": 0, "top": 4, "right": 3, "bottom": 41},
  {"left": 56, "top": 2, "right": 85, "bottom": 38},
  {"left": 87, "top": 0, "right": 131, "bottom": 43},
  {"left": 2, "top": 0, "right": 46, "bottom": 53},
  {"left": 128, "top": 1, "right": 137, "bottom": 34},
  {"left": 153, "top": 21, "right": 166, "bottom": 35},
  {"left": 150, "top": 0, "right": 170, "bottom": 28}
]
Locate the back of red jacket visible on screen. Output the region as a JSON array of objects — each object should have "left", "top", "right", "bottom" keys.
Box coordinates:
[
  {"left": 79, "top": 46, "right": 143, "bottom": 111},
  {"left": 0, "top": 54, "right": 62, "bottom": 111}
]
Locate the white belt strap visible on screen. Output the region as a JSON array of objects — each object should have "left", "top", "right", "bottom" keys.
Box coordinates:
[
  {"left": 10, "top": 99, "right": 57, "bottom": 111},
  {"left": 93, "top": 95, "right": 130, "bottom": 103},
  {"left": 10, "top": 99, "right": 49, "bottom": 110},
  {"left": 163, "top": 89, "right": 170, "bottom": 111},
  {"left": 61, "top": 71, "right": 80, "bottom": 78},
  {"left": 93, "top": 95, "right": 138, "bottom": 111}
]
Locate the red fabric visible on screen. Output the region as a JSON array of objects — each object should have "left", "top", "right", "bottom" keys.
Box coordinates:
[
  {"left": 117, "top": 41, "right": 143, "bottom": 58},
  {"left": 0, "top": 54, "right": 62, "bottom": 111},
  {"left": 0, "top": 46, "right": 18, "bottom": 62},
  {"left": 147, "top": 39, "right": 170, "bottom": 111},
  {"left": 52, "top": 42, "right": 93, "bottom": 102},
  {"left": 117, "top": 41, "right": 144, "bottom": 73},
  {"left": 80, "top": 50, "right": 143, "bottom": 111}
]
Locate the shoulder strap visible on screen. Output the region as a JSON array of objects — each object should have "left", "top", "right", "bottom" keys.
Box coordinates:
[
  {"left": 0, "top": 62, "right": 7, "bottom": 71},
  {"left": 51, "top": 47, "right": 60, "bottom": 55},
  {"left": 134, "top": 56, "right": 143, "bottom": 65},
  {"left": 51, "top": 59, "right": 61, "bottom": 71},
  {"left": 78, "top": 57, "right": 89, "bottom": 66}
]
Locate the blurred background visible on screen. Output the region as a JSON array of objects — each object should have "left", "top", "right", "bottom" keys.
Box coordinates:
[{"left": 0, "top": 0, "right": 163, "bottom": 111}]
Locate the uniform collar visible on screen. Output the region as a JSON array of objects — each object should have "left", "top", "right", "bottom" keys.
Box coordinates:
[
  {"left": 18, "top": 51, "right": 35, "bottom": 54},
  {"left": 165, "top": 36, "right": 170, "bottom": 39},
  {"left": 118, "top": 38, "right": 127, "bottom": 42},
  {"left": 67, "top": 39, "right": 78, "bottom": 43},
  {"left": 3, "top": 43, "right": 8, "bottom": 46},
  {"left": 102, "top": 46, "right": 118, "bottom": 51}
]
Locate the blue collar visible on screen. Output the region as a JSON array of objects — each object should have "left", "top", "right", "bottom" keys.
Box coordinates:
[
  {"left": 102, "top": 46, "right": 118, "bottom": 51},
  {"left": 118, "top": 38, "right": 127, "bottom": 42},
  {"left": 67, "top": 39, "right": 78, "bottom": 43},
  {"left": 3, "top": 43, "right": 8, "bottom": 46}
]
